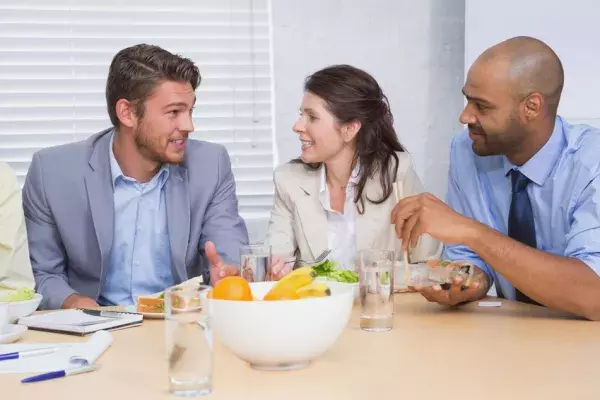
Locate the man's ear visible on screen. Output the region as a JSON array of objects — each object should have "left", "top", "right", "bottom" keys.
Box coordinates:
[
  {"left": 115, "top": 99, "right": 138, "bottom": 128},
  {"left": 523, "top": 92, "right": 543, "bottom": 121}
]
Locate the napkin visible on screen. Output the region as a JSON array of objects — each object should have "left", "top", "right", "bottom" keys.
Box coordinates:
[{"left": 0, "top": 330, "right": 113, "bottom": 374}]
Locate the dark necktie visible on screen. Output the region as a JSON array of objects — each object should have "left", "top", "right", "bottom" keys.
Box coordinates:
[{"left": 507, "top": 169, "right": 540, "bottom": 305}]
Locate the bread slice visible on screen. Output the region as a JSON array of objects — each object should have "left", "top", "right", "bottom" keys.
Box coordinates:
[{"left": 136, "top": 296, "right": 164, "bottom": 313}]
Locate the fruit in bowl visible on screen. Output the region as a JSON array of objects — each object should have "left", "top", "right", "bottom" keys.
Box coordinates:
[
  {"left": 310, "top": 260, "right": 359, "bottom": 299},
  {"left": 204, "top": 268, "right": 354, "bottom": 370},
  {"left": 210, "top": 267, "right": 331, "bottom": 302},
  {"left": 0, "top": 288, "right": 43, "bottom": 323}
]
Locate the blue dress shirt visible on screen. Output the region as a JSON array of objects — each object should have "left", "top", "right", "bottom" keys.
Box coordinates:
[
  {"left": 443, "top": 116, "right": 600, "bottom": 299},
  {"left": 98, "top": 134, "right": 174, "bottom": 306}
]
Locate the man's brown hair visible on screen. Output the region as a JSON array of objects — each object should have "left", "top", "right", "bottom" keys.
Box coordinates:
[{"left": 106, "top": 44, "right": 201, "bottom": 126}]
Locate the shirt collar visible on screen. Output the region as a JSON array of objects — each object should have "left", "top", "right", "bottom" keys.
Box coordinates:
[
  {"left": 502, "top": 116, "right": 565, "bottom": 186},
  {"left": 109, "top": 132, "right": 170, "bottom": 189}
]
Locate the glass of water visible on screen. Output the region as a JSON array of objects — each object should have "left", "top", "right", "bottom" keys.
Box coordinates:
[
  {"left": 359, "top": 249, "right": 394, "bottom": 332},
  {"left": 240, "top": 244, "right": 272, "bottom": 282},
  {"left": 165, "top": 284, "right": 212, "bottom": 396}
]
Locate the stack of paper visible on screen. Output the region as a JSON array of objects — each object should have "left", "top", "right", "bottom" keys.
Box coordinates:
[{"left": 18, "top": 309, "right": 142, "bottom": 335}]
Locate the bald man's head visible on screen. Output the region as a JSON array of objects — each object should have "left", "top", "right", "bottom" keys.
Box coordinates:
[
  {"left": 479, "top": 36, "right": 564, "bottom": 112},
  {"left": 460, "top": 36, "right": 564, "bottom": 161}
]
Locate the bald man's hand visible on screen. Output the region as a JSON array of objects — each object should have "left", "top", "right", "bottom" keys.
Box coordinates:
[
  {"left": 410, "top": 266, "right": 490, "bottom": 306},
  {"left": 391, "top": 193, "right": 479, "bottom": 250}
]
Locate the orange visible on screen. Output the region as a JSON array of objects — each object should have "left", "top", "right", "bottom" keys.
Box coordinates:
[{"left": 211, "top": 276, "right": 253, "bottom": 301}]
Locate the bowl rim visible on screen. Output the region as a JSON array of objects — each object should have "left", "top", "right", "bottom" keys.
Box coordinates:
[
  {"left": 204, "top": 281, "right": 354, "bottom": 303},
  {"left": 0, "top": 292, "right": 43, "bottom": 306}
]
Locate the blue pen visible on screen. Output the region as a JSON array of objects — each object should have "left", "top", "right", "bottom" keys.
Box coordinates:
[
  {"left": 0, "top": 347, "right": 59, "bottom": 362},
  {"left": 21, "top": 364, "right": 100, "bottom": 384}
]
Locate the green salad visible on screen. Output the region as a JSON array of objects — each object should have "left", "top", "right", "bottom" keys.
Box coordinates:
[
  {"left": 312, "top": 260, "right": 359, "bottom": 283},
  {"left": 0, "top": 287, "right": 35, "bottom": 302}
]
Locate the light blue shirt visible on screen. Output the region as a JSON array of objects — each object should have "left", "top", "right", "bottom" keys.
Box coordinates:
[
  {"left": 98, "top": 134, "right": 174, "bottom": 306},
  {"left": 443, "top": 116, "right": 600, "bottom": 299}
]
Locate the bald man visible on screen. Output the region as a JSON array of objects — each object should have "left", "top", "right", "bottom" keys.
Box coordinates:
[{"left": 392, "top": 36, "right": 600, "bottom": 320}]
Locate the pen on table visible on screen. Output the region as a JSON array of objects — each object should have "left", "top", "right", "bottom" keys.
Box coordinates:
[
  {"left": 21, "top": 364, "right": 100, "bottom": 384},
  {"left": 0, "top": 347, "right": 59, "bottom": 362}
]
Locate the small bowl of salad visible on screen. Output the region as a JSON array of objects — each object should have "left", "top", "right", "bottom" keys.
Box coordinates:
[
  {"left": 0, "top": 288, "right": 42, "bottom": 323},
  {"left": 312, "top": 260, "right": 359, "bottom": 299}
]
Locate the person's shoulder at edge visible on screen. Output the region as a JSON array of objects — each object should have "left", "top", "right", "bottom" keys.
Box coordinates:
[{"left": 0, "top": 161, "right": 18, "bottom": 187}]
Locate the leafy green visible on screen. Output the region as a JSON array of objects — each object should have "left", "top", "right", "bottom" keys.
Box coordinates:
[
  {"left": 0, "top": 287, "right": 35, "bottom": 302},
  {"left": 312, "top": 260, "right": 359, "bottom": 283}
]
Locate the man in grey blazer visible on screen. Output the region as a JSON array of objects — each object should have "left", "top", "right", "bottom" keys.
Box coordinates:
[{"left": 23, "top": 44, "right": 248, "bottom": 310}]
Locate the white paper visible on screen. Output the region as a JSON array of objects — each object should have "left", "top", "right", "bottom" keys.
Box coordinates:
[
  {"left": 478, "top": 301, "right": 502, "bottom": 308},
  {"left": 0, "top": 330, "right": 113, "bottom": 374},
  {"left": 69, "top": 330, "right": 113, "bottom": 365},
  {"left": 20, "top": 309, "right": 114, "bottom": 326},
  {"left": 18, "top": 309, "right": 142, "bottom": 334}
]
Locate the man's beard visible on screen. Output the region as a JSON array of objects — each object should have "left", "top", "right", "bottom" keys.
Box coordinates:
[
  {"left": 470, "top": 114, "right": 523, "bottom": 157},
  {"left": 132, "top": 122, "right": 182, "bottom": 165}
]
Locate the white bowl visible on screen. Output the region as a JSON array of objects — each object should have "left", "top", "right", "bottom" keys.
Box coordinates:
[
  {"left": 0, "top": 294, "right": 43, "bottom": 323},
  {"left": 205, "top": 281, "right": 354, "bottom": 370}
]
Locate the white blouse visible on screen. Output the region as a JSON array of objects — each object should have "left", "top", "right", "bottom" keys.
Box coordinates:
[{"left": 318, "top": 165, "right": 359, "bottom": 271}]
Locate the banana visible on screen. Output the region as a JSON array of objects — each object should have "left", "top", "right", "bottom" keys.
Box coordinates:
[
  {"left": 263, "top": 266, "right": 316, "bottom": 301},
  {"left": 296, "top": 282, "right": 331, "bottom": 298}
]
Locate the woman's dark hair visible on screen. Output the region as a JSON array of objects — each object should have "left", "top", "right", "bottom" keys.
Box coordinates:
[{"left": 293, "top": 64, "right": 405, "bottom": 214}]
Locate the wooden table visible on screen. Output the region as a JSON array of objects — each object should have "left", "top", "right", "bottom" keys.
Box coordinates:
[{"left": 2, "top": 294, "right": 600, "bottom": 400}]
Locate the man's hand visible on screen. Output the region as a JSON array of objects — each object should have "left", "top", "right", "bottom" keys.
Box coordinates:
[
  {"left": 391, "top": 193, "right": 478, "bottom": 250},
  {"left": 206, "top": 241, "right": 240, "bottom": 284},
  {"left": 62, "top": 294, "right": 99, "bottom": 309},
  {"left": 410, "top": 265, "right": 490, "bottom": 306}
]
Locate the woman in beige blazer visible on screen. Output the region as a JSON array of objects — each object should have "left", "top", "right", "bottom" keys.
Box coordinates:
[
  {"left": 0, "top": 162, "right": 34, "bottom": 291},
  {"left": 266, "top": 65, "right": 441, "bottom": 276}
]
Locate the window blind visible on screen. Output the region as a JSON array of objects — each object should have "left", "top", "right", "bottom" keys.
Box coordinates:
[{"left": 0, "top": 0, "right": 275, "bottom": 238}]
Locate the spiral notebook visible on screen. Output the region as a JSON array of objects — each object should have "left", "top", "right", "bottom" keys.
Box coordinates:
[{"left": 17, "top": 309, "right": 143, "bottom": 336}]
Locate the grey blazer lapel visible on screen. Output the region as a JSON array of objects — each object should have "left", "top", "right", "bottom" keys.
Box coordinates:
[
  {"left": 84, "top": 130, "right": 115, "bottom": 287},
  {"left": 165, "top": 165, "right": 190, "bottom": 283}
]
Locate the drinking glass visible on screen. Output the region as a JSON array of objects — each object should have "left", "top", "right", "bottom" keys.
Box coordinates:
[
  {"left": 240, "top": 244, "right": 272, "bottom": 282},
  {"left": 165, "top": 284, "right": 213, "bottom": 396},
  {"left": 359, "top": 249, "right": 394, "bottom": 332}
]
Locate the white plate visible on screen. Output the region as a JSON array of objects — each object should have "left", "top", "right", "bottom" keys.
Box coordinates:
[
  {"left": 0, "top": 324, "right": 27, "bottom": 344},
  {"left": 124, "top": 305, "right": 164, "bottom": 319}
]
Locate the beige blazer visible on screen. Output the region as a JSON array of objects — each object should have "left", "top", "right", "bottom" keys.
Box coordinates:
[
  {"left": 0, "top": 162, "right": 34, "bottom": 290},
  {"left": 265, "top": 152, "right": 442, "bottom": 266}
]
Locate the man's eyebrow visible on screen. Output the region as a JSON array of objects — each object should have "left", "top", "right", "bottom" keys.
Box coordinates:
[
  {"left": 462, "top": 89, "right": 492, "bottom": 105},
  {"left": 162, "top": 101, "right": 192, "bottom": 109}
]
